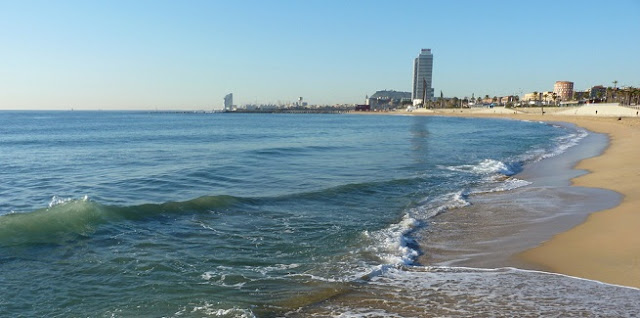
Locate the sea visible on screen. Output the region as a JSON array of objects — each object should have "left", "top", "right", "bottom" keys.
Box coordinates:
[{"left": 0, "top": 111, "right": 638, "bottom": 317}]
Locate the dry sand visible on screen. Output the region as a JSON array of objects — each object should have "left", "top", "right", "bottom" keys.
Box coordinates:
[{"left": 397, "top": 106, "right": 640, "bottom": 288}]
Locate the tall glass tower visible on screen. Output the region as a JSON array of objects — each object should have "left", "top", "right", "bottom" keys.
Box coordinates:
[
  {"left": 412, "top": 49, "right": 434, "bottom": 103},
  {"left": 223, "top": 93, "right": 233, "bottom": 110}
]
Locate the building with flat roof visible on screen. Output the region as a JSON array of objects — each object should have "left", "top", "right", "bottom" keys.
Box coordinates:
[
  {"left": 370, "top": 90, "right": 411, "bottom": 100},
  {"left": 553, "top": 81, "right": 574, "bottom": 101},
  {"left": 224, "top": 93, "right": 233, "bottom": 111},
  {"left": 366, "top": 90, "right": 411, "bottom": 110},
  {"left": 412, "top": 49, "right": 434, "bottom": 104}
]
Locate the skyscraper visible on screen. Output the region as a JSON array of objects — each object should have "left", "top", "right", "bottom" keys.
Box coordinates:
[
  {"left": 223, "top": 93, "right": 233, "bottom": 111},
  {"left": 412, "top": 49, "right": 434, "bottom": 103}
]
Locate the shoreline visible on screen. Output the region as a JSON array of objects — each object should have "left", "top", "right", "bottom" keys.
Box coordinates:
[
  {"left": 415, "top": 125, "right": 621, "bottom": 273},
  {"left": 391, "top": 108, "right": 640, "bottom": 288}
]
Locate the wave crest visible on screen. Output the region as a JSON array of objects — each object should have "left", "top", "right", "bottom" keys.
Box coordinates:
[
  {"left": 443, "top": 158, "right": 515, "bottom": 175},
  {"left": 0, "top": 195, "right": 244, "bottom": 246}
]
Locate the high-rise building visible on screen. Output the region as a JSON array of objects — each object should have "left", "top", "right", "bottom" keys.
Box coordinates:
[
  {"left": 412, "top": 49, "right": 434, "bottom": 103},
  {"left": 224, "top": 93, "right": 233, "bottom": 110},
  {"left": 553, "top": 81, "right": 574, "bottom": 101}
]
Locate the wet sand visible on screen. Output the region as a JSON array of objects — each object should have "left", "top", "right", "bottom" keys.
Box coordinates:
[
  {"left": 416, "top": 124, "right": 620, "bottom": 270},
  {"left": 402, "top": 107, "right": 640, "bottom": 288},
  {"left": 518, "top": 116, "right": 640, "bottom": 288}
]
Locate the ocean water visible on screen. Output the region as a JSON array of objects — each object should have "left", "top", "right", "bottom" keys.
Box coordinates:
[{"left": 0, "top": 111, "right": 637, "bottom": 317}]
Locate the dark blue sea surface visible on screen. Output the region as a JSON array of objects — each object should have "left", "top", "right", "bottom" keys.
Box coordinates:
[{"left": 0, "top": 111, "right": 637, "bottom": 317}]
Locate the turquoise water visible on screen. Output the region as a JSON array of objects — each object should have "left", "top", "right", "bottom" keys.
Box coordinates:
[{"left": 0, "top": 112, "right": 637, "bottom": 317}]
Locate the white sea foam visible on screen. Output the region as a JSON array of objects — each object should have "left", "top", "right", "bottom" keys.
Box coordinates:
[
  {"left": 439, "top": 125, "right": 589, "bottom": 198},
  {"left": 285, "top": 272, "right": 349, "bottom": 283},
  {"left": 360, "top": 191, "right": 471, "bottom": 275},
  {"left": 544, "top": 127, "right": 589, "bottom": 159},
  {"left": 174, "top": 303, "right": 256, "bottom": 318},
  {"left": 361, "top": 214, "right": 420, "bottom": 266},
  {"left": 48, "top": 196, "right": 73, "bottom": 208},
  {"left": 490, "top": 177, "right": 531, "bottom": 191},
  {"left": 200, "top": 272, "right": 247, "bottom": 289},
  {"left": 443, "top": 158, "right": 514, "bottom": 175},
  {"left": 440, "top": 158, "right": 536, "bottom": 194},
  {"left": 412, "top": 191, "right": 470, "bottom": 219},
  {"left": 296, "top": 266, "right": 640, "bottom": 317},
  {"left": 309, "top": 307, "right": 405, "bottom": 318},
  {"left": 257, "top": 263, "right": 301, "bottom": 274},
  {"left": 47, "top": 195, "right": 89, "bottom": 208},
  {"left": 469, "top": 177, "right": 532, "bottom": 195},
  {"left": 201, "top": 263, "right": 305, "bottom": 288},
  {"left": 518, "top": 126, "right": 589, "bottom": 163}
]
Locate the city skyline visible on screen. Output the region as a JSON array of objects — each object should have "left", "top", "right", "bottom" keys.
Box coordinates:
[{"left": 1, "top": 0, "right": 639, "bottom": 110}]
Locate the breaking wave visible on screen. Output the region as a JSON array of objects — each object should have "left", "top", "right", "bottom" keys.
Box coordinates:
[{"left": 0, "top": 194, "right": 244, "bottom": 246}]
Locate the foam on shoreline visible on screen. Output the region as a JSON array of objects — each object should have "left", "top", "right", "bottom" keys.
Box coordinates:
[
  {"left": 391, "top": 109, "right": 640, "bottom": 288},
  {"left": 415, "top": 125, "right": 621, "bottom": 270}
]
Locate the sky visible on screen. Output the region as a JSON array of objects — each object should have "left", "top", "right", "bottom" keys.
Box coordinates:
[{"left": 1, "top": 0, "right": 639, "bottom": 110}]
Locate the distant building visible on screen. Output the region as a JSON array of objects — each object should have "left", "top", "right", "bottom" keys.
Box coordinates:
[
  {"left": 589, "top": 85, "right": 607, "bottom": 100},
  {"left": 412, "top": 49, "right": 434, "bottom": 104},
  {"left": 259, "top": 104, "right": 277, "bottom": 111},
  {"left": 573, "top": 90, "right": 590, "bottom": 101},
  {"left": 224, "top": 93, "right": 233, "bottom": 111},
  {"left": 523, "top": 92, "right": 538, "bottom": 102},
  {"left": 498, "top": 95, "right": 518, "bottom": 105},
  {"left": 523, "top": 91, "right": 555, "bottom": 104},
  {"left": 553, "top": 81, "right": 574, "bottom": 101},
  {"left": 541, "top": 91, "right": 555, "bottom": 103},
  {"left": 370, "top": 90, "right": 411, "bottom": 101},
  {"left": 367, "top": 90, "right": 411, "bottom": 110}
]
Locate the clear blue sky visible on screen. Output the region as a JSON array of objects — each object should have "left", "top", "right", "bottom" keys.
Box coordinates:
[{"left": 1, "top": 0, "right": 638, "bottom": 110}]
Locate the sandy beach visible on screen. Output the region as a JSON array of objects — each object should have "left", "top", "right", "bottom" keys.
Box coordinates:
[{"left": 398, "top": 105, "right": 640, "bottom": 288}]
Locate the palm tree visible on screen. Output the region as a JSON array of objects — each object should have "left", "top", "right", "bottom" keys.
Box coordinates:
[
  {"left": 552, "top": 92, "right": 558, "bottom": 106},
  {"left": 631, "top": 87, "right": 640, "bottom": 106},
  {"left": 613, "top": 80, "right": 618, "bottom": 89},
  {"left": 612, "top": 87, "right": 620, "bottom": 104},
  {"left": 623, "top": 87, "right": 635, "bottom": 106},
  {"left": 620, "top": 89, "right": 631, "bottom": 105}
]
